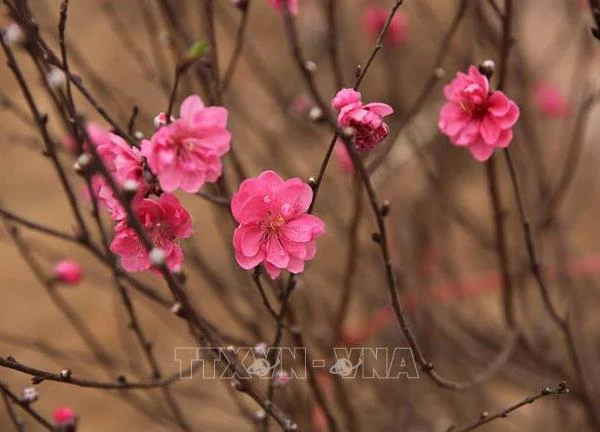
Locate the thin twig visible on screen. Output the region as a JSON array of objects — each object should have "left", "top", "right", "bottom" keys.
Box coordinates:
[
  {"left": 0, "top": 356, "right": 198, "bottom": 390},
  {"left": 451, "top": 382, "right": 569, "bottom": 432},
  {"left": 221, "top": 0, "right": 252, "bottom": 92}
]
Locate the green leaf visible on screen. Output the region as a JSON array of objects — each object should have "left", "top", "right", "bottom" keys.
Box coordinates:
[{"left": 187, "top": 41, "right": 210, "bottom": 61}]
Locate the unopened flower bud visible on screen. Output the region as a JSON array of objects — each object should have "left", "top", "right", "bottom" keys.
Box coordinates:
[
  {"left": 31, "top": 376, "right": 44, "bottom": 385},
  {"left": 305, "top": 60, "right": 317, "bottom": 72},
  {"left": 47, "top": 68, "right": 66, "bottom": 90},
  {"left": 134, "top": 131, "right": 144, "bottom": 140},
  {"left": 254, "top": 410, "right": 266, "bottom": 420},
  {"left": 149, "top": 247, "right": 166, "bottom": 266},
  {"left": 20, "top": 386, "right": 38, "bottom": 404},
  {"left": 308, "top": 106, "right": 323, "bottom": 121},
  {"left": 60, "top": 368, "right": 72, "bottom": 379},
  {"left": 153, "top": 112, "right": 173, "bottom": 129},
  {"left": 342, "top": 126, "right": 356, "bottom": 137},
  {"left": 355, "top": 65, "right": 362, "bottom": 78},
  {"left": 52, "top": 406, "right": 77, "bottom": 429},
  {"left": 73, "top": 153, "right": 92, "bottom": 174},
  {"left": 123, "top": 179, "right": 139, "bottom": 198},
  {"left": 380, "top": 200, "right": 390, "bottom": 216},
  {"left": 479, "top": 60, "right": 495, "bottom": 79},
  {"left": 3, "top": 22, "right": 24, "bottom": 46},
  {"left": 171, "top": 302, "right": 184, "bottom": 316},
  {"left": 54, "top": 260, "right": 83, "bottom": 285}
]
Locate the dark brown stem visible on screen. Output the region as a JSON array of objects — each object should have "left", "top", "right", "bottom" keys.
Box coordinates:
[
  {"left": 326, "top": 0, "right": 345, "bottom": 88},
  {"left": 502, "top": 149, "right": 565, "bottom": 329},
  {"left": 0, "top": 382, "right": 53, "bottom": 431},
  {"left": 452, "top": 382, "right": 569, "bottom": 432},
  {"left": 1, "top": 386, "right": 24, "bottom": 432},
  {"left": 333, "top": 175, "right": 363, "bottom": 341},
  {"left": 0, "top": 356, "right": 198, "bottom": 390},
  {"left": 0, "top": 31, "right": 91, "bottom": 242},
  {"left": 221, "top": 0, "right": 252, "bottom": 92},
  {"left": 485, "top": 157, "right": 515, "bottom": 326}
]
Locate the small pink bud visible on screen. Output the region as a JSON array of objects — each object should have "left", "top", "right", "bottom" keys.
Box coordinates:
[
  {"left": 54, "top": 260, "right": 83, "bottom": 285},
  {"left": 153, "top": 112, "right": 174, "bottom": 129},
  {"left": 52, "top": 406, "right": 77, "bottom": 428}
]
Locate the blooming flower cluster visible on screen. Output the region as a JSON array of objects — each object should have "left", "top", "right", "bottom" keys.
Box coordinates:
[
  {"left": 71, "top": 95, "right": 230, "bottom": 273},
  {"left": 332, "top": 88, "right": 394, "bottom": 151},
  {"left": 110, "top": 193, "right": 193, "bottom": 272},
  {"left": 231, "top": 170, "right": 325, "bottom": 279},
  {"left": 438, "top": 65, "right": 520, "bottom": 161}
]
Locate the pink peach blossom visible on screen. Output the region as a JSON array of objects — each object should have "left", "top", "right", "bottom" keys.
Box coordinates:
[
  {"left": 268, "top": 0, "right": 298, "bottom": 15},
  {"left": 142, "top": 95, "right": 231, "bottom": 194},
  {"left": 54, "top": 259, "right": 83, "bottom": 285},
  {"left": 332, "top": 88, "right": 393, "bottom": 151},
  {"left": 90, "top": 133, "right": 146, "bottom": 220},
  {"left": 52, "top": 406, "right": 77, "bottom": 427},
  {"left": 534, "top": 82, "right": 570, "bottom": 119},
  {"left": 334, "top": 141, "right": 354, "bottom": 174},
  {"left": 110, "top": 194, "right": 193, "bottom": 272},
  {"left": 63, "top": 122, "right": 110, "bottom": 155},
  {"left": 231, "top": 170, "right": 325, "bottom": 279},
  {"left": 96, "top": 133, "right": 145, "bottom": 186},
  {"left": 362, "top": 7, "right": 407, "bottom": 46},
  {"left": 438, "top": 65, "right": 520, "bottom": 162}
]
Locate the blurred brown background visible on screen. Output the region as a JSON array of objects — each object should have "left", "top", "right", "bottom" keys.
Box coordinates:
[{"left": 1, "top": 0, "right": 600, "bottom": 430}]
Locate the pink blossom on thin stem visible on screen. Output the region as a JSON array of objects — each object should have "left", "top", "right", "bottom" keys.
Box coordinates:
[
  {"left": 110, "top": 193, "right": 193, "bottom": 273},
  {"left": 268, "top": 0, "right": 298, "bottom": 15},
  {"left": 92, "top": 132, "right": 147, "bottom": 220},
  {"left": 231, "top": 170, "right": 325, "bottom": 279},
  {"left": 533, "top": 81, "right": 570, "bottom": 119},
  {"left": 438, "top": 65, "right": 520, "bottom": 162},
  {"left": 52, "top": 406, "right": 77, "bottom": 429},
  {"left": 362, "top": 6, "right": 407, "bottom": 46},
  {"left": 332, "top": 88, "right": 393, "bottom": 151},
  {"left": 142, "top": 95, "right": 231, "bottom": 194},
  {"left": 54, "top": 260, "right": 83, "bottom": 285}
]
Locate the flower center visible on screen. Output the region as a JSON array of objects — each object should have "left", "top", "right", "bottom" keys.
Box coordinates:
[
  {"left": 459, "top": 101, "right": 487, "bottom": 118},
  {"left": 269, "top": 215, "right": 285, "bottom": 230},
  {"left": 152, "top": 222, "right": 174, "bottom": 247}
]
